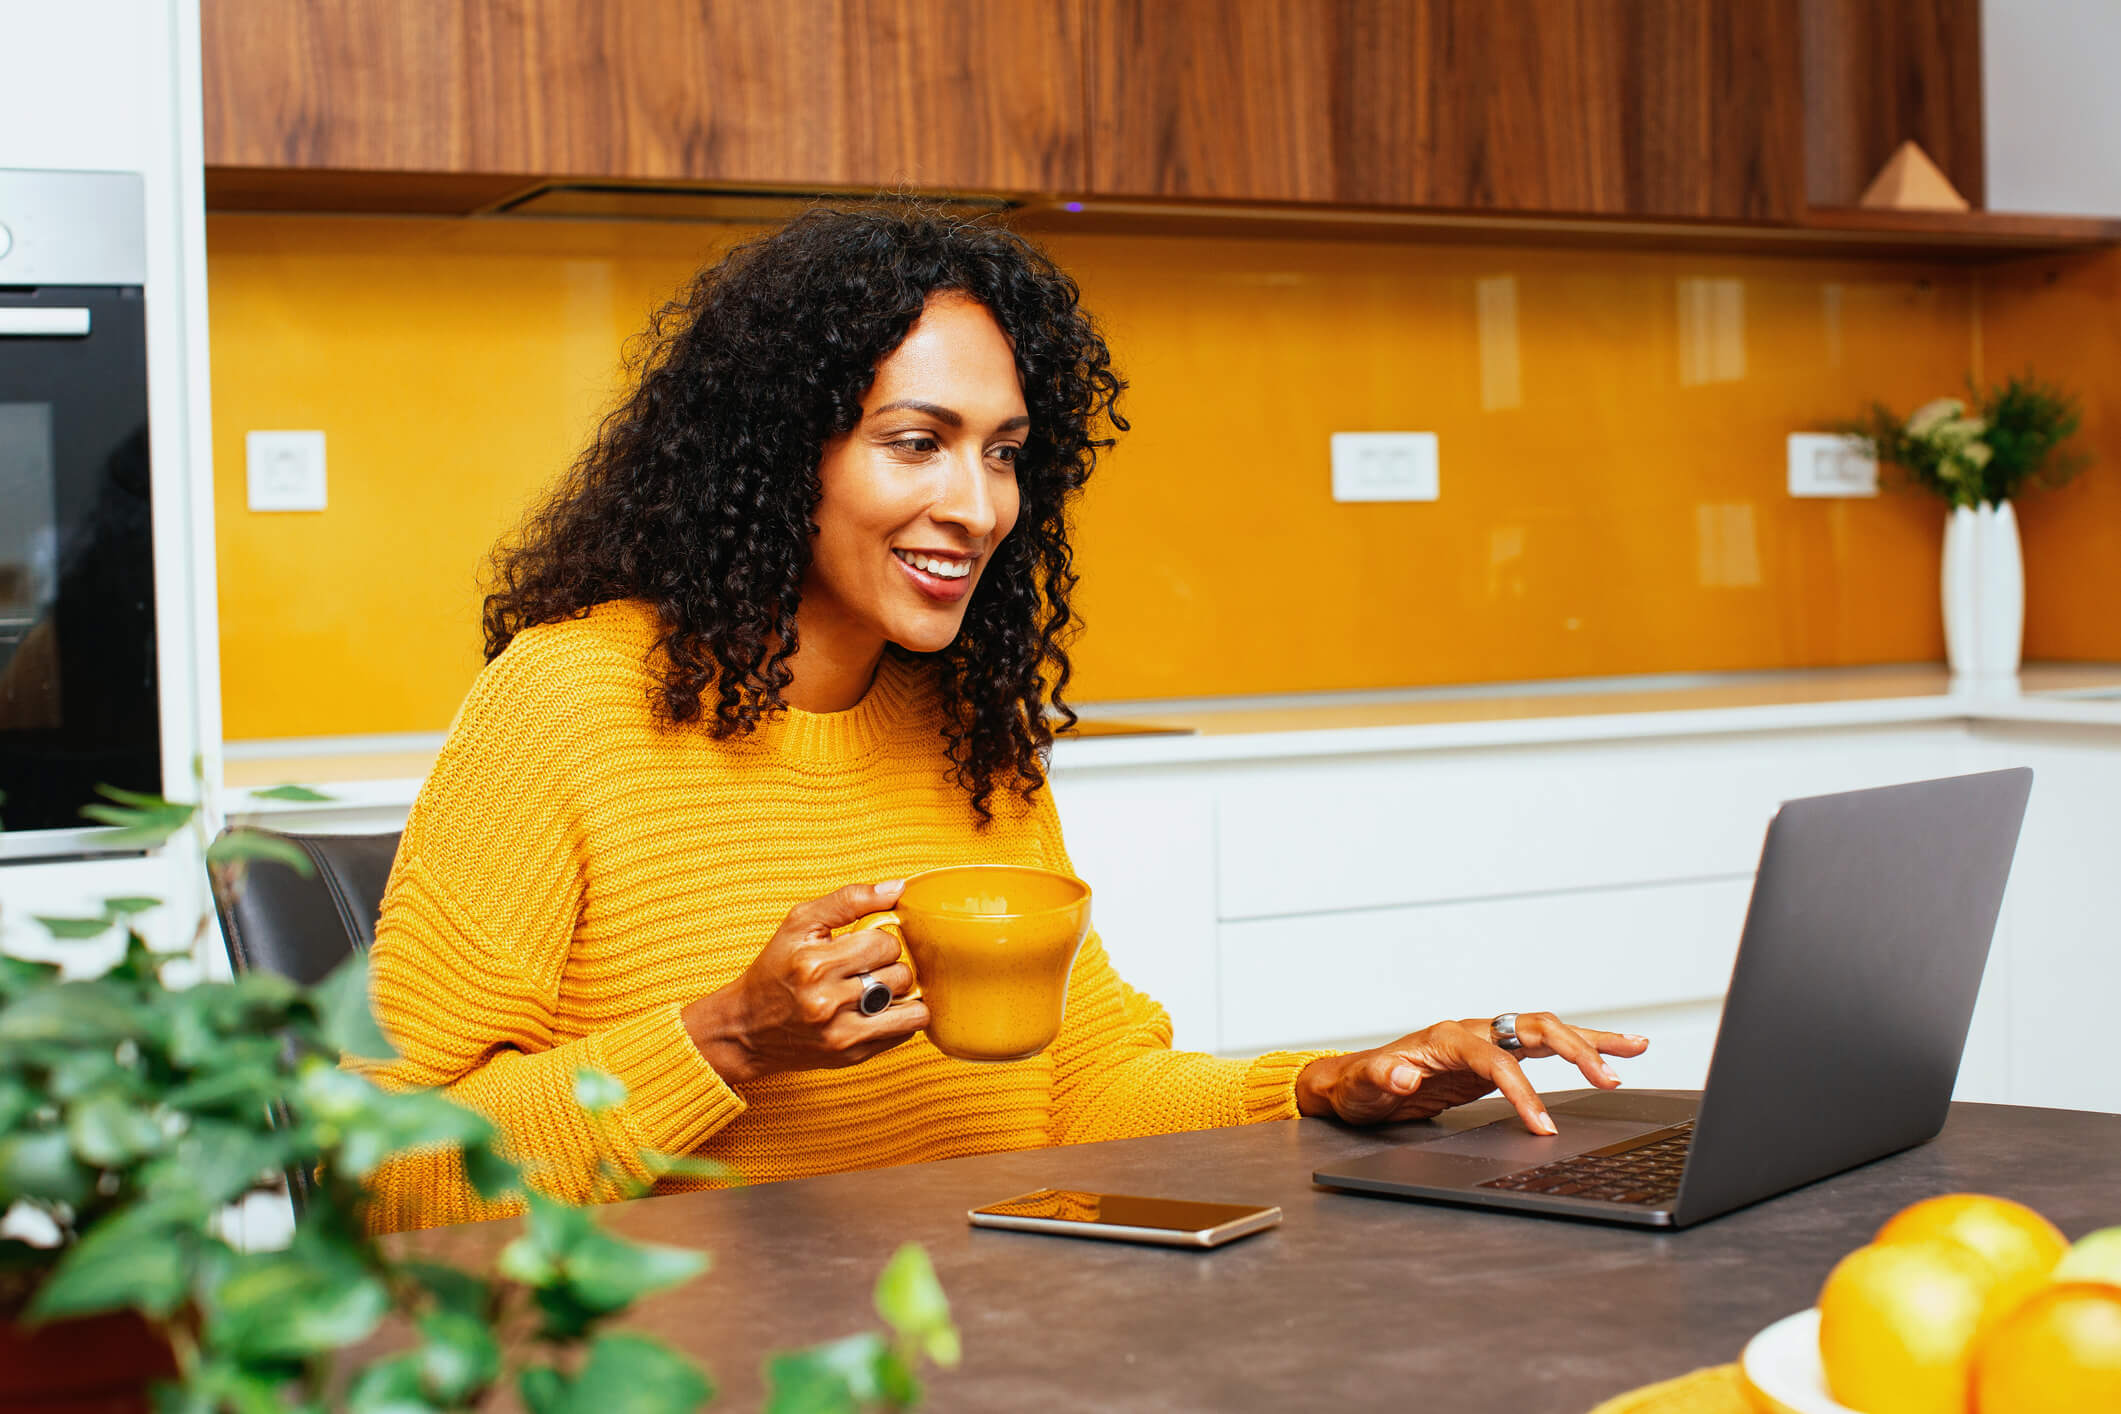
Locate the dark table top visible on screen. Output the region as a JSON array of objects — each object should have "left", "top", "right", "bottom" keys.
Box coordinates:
[{"left": 399, "top": 1094, "right": 2121, "bottom": 1413}]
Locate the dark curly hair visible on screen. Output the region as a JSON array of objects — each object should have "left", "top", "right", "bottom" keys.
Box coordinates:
[{"left": 482, "top": 203, "right": 1126, "bottom": 821}]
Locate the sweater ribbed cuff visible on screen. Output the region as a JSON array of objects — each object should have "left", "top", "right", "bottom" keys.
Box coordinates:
[
  {"left": 592, "top": 1003, "right": 748, "bottom": 1159},
  {"left": 1241, "top": 1049, "right": 1339, "bottom": 1123}
]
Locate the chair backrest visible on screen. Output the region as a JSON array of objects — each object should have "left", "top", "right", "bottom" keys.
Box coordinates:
[
  {"left": 209, "top": 830, "right": 401, "bottom": 986},
  {"left": 207, "top": 829, "right": 402, "bottom": 1217}
]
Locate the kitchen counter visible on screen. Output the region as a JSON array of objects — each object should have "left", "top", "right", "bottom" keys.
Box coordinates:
[
  {"left": 379, "top": 1095, "right": 2121, "bottom": 1412},
  {"left": 221, "top": 661, "right": 2121, "bottom": 812}
]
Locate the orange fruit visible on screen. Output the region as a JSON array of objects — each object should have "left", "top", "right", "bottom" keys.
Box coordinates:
[
  {"left": 1819, "top": 1238, "right": 2012, "bottom": 1414},
  {"left": 1973, "top": 1282, "right": 2121, "bottom": 1413},
  {"left": 1876, "top": 1194, "right": 2067, "bottom": 1318},
  {"left": 2054, "top": 1226, "right": 2121, "bottom": 1291}
]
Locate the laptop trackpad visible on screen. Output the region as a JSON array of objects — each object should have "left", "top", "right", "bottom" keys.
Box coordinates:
[{"left": 1425, "top": 1113, "right": 1667, "bottom": 1164}]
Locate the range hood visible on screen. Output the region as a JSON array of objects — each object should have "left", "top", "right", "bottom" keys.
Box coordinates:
[{"left": 486, "top": 182, "right": 1019, "bottom": 224}]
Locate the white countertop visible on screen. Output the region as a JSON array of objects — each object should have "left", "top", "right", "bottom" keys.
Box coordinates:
[{"left": 220, "top": 662, "right": 2121, "bottom": 814}]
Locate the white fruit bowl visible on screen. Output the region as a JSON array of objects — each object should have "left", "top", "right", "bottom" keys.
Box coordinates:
[{"left": 1740, "top": 1309, "right": 1861, "bottom": 1414}]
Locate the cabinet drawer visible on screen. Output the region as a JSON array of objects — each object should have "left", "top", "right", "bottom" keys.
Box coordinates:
[
  {"left": 1217, "top": 876, "right": 1754, "bottom": 1053},
  {"left": 1214, "top": 732, "right": 1964, "bottom": 920}
]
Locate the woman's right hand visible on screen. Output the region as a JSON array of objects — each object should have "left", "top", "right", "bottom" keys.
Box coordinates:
[{"left": 681, "top": 880, "right": 929, "bottom": 1085}]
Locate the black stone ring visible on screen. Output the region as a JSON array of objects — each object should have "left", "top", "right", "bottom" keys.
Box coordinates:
[{"left": 856, "top": 972, "right": 892, "bottom": 1016}]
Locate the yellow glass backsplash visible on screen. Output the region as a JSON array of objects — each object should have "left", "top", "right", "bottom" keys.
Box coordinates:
[
  {"left": 1979, "top": 246, "right": 2121, "bottom": 662},
  {"left": 210, "top": 214, "right": 1994, "bottom": 740}
]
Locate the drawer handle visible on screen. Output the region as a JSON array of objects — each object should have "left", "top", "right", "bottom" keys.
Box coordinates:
[{"left": 0, "top": 308, "right": 91, "bottom": 336}]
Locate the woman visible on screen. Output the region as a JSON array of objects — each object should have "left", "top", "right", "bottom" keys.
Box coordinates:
[{"left": 365, "top": 206, "right": 1646, "bottom": 1233}]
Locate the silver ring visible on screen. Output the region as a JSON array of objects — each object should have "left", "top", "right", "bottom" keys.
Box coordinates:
[
  {"left": 1490, "top": 1013, "right": 1523, "bottom": 1052},
  {"left": 856, "top": 972, "right": 892, "bottom": 1016}
]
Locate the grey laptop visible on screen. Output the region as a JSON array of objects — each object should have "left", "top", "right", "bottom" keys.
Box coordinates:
[{"left": 1313, "top": 768, "right": 2034, "bottom": 1229}]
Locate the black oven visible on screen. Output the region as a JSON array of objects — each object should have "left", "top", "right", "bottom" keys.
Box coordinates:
[{"left": 0, "top": 170, "right": 159, "bottom": 839}]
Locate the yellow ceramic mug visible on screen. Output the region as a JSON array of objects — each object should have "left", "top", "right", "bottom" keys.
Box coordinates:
[{"left": 893, "top": 865, "right": 1092, "bottom": 1062}]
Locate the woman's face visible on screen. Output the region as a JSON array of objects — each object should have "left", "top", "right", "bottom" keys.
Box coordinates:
[{"left": 803, "top": 293, "right": 1028, "bottom": 658}]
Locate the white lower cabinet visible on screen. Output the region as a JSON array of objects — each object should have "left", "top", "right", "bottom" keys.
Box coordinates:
[
  {"left": 1215, "top": 877, "right": 1753, "bottom": 1054},
  {"left": 1053, "top": 720, "right": 2121, "bottom": 1115}
]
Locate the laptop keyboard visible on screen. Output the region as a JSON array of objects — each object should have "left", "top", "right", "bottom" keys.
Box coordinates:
[{"left": 1475, "top": 1120, "right": 1694, "bottom": 1207}]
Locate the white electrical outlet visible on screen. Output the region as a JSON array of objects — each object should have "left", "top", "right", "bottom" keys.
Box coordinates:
[
  {"left": 1787, "top": 433, "right": 1877, "bottom": 498},
  {"left": 247, "top": 430, "right": 328, "bottom": 512},
  {"left": 1331, "top": 432, "right": 1439, "bottom": 502}
]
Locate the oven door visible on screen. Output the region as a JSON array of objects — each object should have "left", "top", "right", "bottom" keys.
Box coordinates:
[{"left": 0, "top": 283, "right": 160, "bottom": 839}]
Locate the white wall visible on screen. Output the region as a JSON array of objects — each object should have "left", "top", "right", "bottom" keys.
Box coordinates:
[{"left": 1983, "top": 0, "right": 2121, "bottom": 216}]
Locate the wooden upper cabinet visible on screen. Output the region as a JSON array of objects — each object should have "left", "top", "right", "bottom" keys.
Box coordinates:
[
  {"left": 202, "top": 0, "right": 1088, "bottom": 194},
  {"left": 1086, "top": 0, "right": 1807, "bottom": 222},
  {"left": 1801, "top": 0, "right": 1984, "bottom": 208}
]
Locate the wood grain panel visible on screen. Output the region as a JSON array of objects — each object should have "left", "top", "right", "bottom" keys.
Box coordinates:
[
  {"left": 1802, "top": 0, "right": 1985, "bottom": 208},
  {"left": 1086, "top": 0, "right": 1803, "bottom": 220},
  {"left": 203, "top": 0, "right": 1086, "bottom": 193}
]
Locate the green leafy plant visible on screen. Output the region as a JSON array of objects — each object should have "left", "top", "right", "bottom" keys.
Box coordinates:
[
  {"left": 0, "top": 790, "right": 958, "bottom": 1411},
  {"left": 1846, "top": 371, "right": 2090, "bottom": 510}
]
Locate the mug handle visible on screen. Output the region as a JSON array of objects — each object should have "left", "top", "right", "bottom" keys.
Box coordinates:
[{"left": 843, "top": 911, "right": 918, "bottom": 999}]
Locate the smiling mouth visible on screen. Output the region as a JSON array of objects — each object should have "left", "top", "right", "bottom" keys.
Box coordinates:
[{"left": 893, "top": 549, "right": 973, "bottom": 581}]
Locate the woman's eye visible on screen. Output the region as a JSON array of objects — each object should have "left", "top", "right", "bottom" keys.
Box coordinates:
[
  {"left": 990, "top": 444, "right": 1022, "bottom": 467},
  {"left": 891, "top": 436, "right": 939, "bottom": 456}
]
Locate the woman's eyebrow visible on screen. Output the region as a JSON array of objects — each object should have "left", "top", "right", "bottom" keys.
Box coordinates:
[
  {"left": 870, "top": 399, "right": 961, "bottom": 426},
  {"left": 869, "top": 400, "right": 1031, "bottom": 434}
]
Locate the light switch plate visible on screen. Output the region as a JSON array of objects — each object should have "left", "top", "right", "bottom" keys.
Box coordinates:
[
  {"left": 247, "top": 430, "right": 328, "bottom": 512},
  {"left": 1331, "top": 432, "right": 1439, "bottom": 502},
  {"left": 1787, "top": 433, "right": 1877, "bottom": 498}
]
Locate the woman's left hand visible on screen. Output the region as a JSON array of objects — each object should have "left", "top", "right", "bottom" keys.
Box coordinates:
[{"left": 1293, "top": 1014, "right": 1649, "bottom": 1134}]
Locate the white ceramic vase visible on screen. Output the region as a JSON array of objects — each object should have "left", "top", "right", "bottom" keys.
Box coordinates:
[{"left": 1941, "top": 500, "right": 2024, "bottom": 683}]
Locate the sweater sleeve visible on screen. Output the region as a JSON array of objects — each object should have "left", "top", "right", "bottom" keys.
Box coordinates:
[
  {"left": 1047, "top": 933, "right": 1334, "bottom": 1145},
  {"left": 358, "top": 643, "right": 745, "bottom": 1233},
  {"left": 1026, "top": 791, "right": 1338, "bottom": 1145}
]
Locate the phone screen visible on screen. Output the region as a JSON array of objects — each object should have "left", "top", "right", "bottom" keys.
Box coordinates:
[{"left": 972, "top": 1189, "right": 1268, "bottom": 1233}]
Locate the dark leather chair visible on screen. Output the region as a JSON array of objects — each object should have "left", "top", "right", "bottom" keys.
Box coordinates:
[
  {"left": 207, "top": 829, "right": 402, "bottom": 1213},
  {"left": 210, "top": 830, "right": 400, "bottom": 986}
]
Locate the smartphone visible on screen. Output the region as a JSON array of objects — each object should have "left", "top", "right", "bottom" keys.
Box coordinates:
[{"left": 967, "top": 1188, "right": 1282, "bottom": 1248}]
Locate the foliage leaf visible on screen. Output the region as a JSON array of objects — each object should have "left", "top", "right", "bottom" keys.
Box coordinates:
[
  {"left": 311, "top": 954, "right": 397, "bottom": 1061},
  {"left": 206, "top": 1245, "right": 391, "bottom": 1361},
  {"left": 78, "top": 785, "right": 195, "bottom": 847},
  {"left": 101, "top": 895, "right": 163, "bottom": 917},
  {"left": 157, "top": 1119, "right": 291, "bottom": 1211},
  {"left": 0, "top": 1127, "right": 95, "bottom": 1207},
  {"left": 461, "top": 1138, "right": 523, "bottom": 1203},
  {"left": 764, "top": 1333, "right": 888, "bottom": 1414},
  {"left": 0, "top": 982, "right": 155, "bottom": 1047},
  {"left": 397, "top": 1259, "right": 492, "bottom": 1320},
  {"left": 66, "top": 1092, "right": 168, "bottom": 1166},
  {"left": 27, "top": 1211, "right": 190, "bottom": 1320},
  {"left": 416, "top": 1308, "right": 501, "bottom": 1403},
  {"left": 32, "top": 914, "right": 117, "bottom": 939},
  {"left": 560, "top": 1228, "right": 708, "bottom": 1314},
  {"left": 344, "top": 1353, "right": 436, "bottom": 1414},
  {"left": 0, "top": 954, "right": 60, "bottom": 995},
  {"left": 518, "top": 1366, "right": 569, "bottom": 1414},
  {"left": 641, "top": 1150, "right": 741, "bottom": 1184},
  {"left": 873, "top": 1242, "right": 957, "bottom": 1366},
  {"left": 573, "top": 1066, "right": 627, "bottom": 1113},
  {"left": 206, "top": 828, "right": 315, "bottom": 876},
  {"left": 251, "top": 784, "right": 336, "bottom": 802},
  {"left": 0, "top": 1078, "right": 38, "bottom": 1132},
  {"left": 156, "top": 1059, "right": 282, "bottom": 1115},
  {"left": 45, "top": 1047, "right": 132, "bottom": 1103},
  {"left": 571, "top": 1332, "right": 715, "bottom": 1414},
  {"left": 324, "top": 1084, "right": 491, "bottom": 1181}
]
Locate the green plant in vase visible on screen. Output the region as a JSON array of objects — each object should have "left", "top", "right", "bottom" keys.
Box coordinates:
[
  {"left": 0, "top": 788, "right": 958, "bottom": 1412},
  {"left": 1845, "top": 372, "right": 2091, "bottom": 681},
  {"left": 1849, "top": 372, "right": 2087, "bottom": 510}
]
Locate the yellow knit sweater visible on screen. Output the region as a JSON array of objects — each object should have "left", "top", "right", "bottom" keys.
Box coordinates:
[{"left": 364, "top": 600, "right": 1329, "bottom": 1233}]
